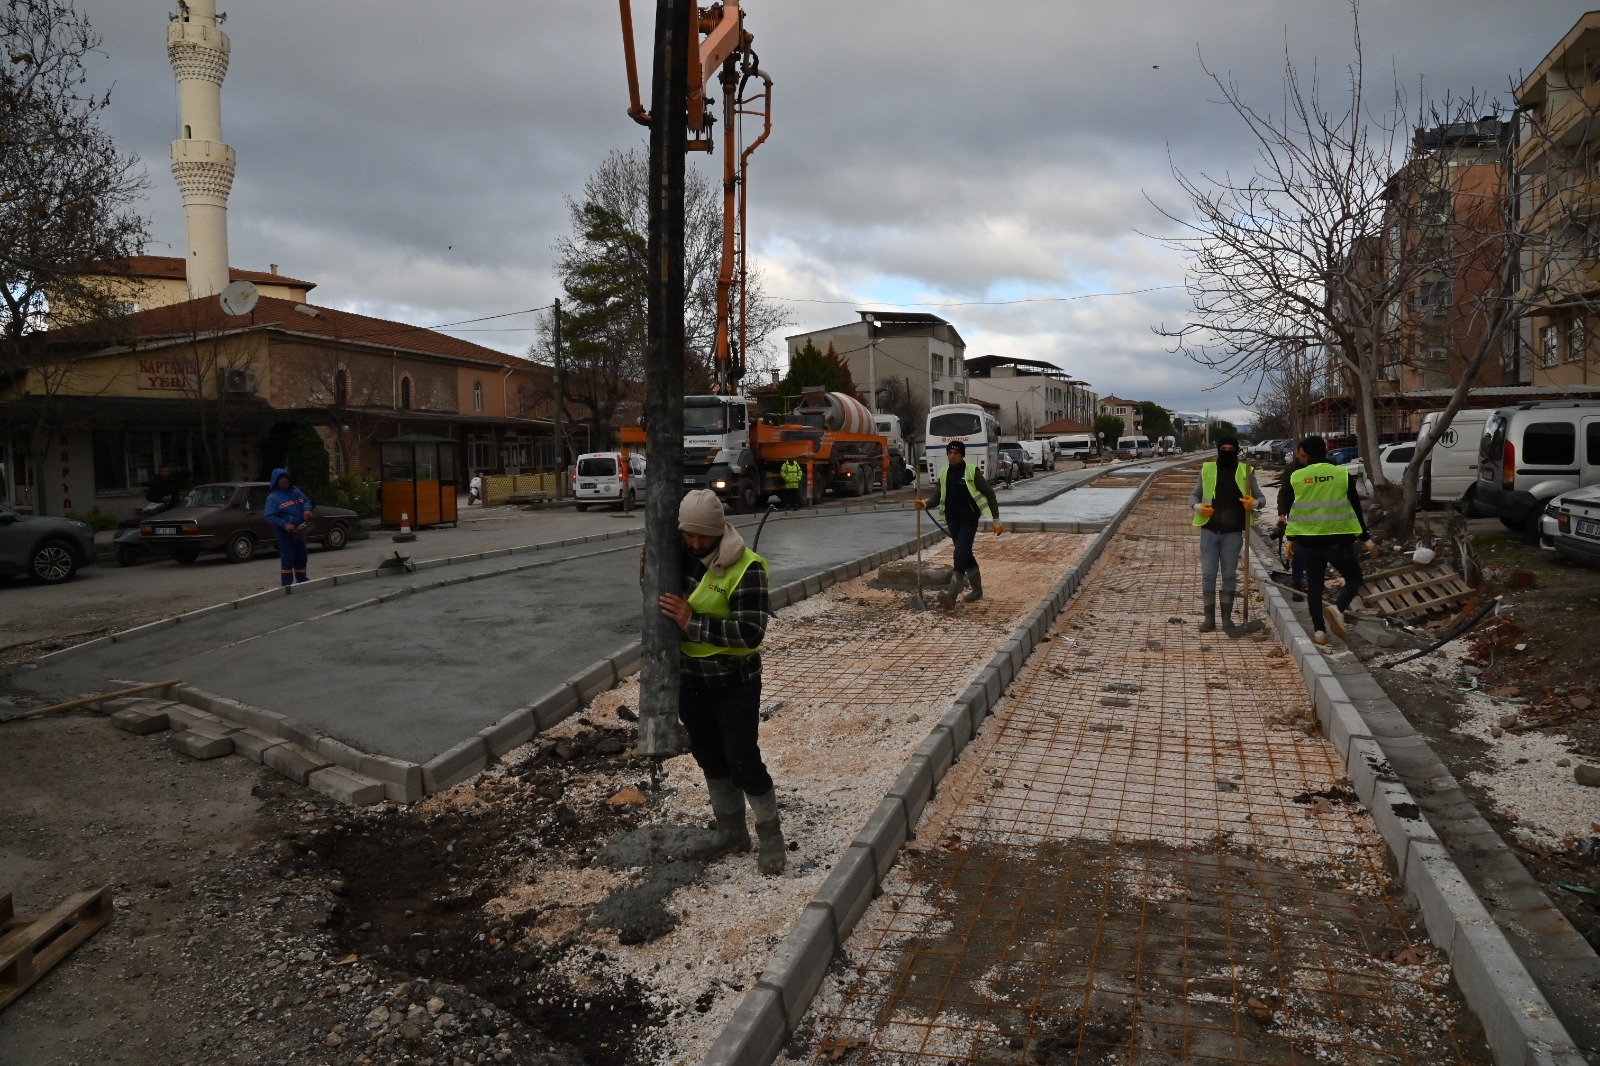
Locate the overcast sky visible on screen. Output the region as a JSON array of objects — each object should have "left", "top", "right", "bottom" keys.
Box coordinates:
[{"left": 75, "top": 1, "right": 1597, "bottom": 426}]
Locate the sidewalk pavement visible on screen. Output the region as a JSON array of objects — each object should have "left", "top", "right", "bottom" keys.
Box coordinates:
[{"left": 789, "top": 468, "right": 1495, "bottom": 1064}]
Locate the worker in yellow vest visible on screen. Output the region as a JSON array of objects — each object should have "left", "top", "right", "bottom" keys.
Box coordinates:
[
  {"left": 1281, "top": 435, "right": 1378, "bottom": 645},
  {"left": 917, "top": 440, "right": 1002, "bottom": 607},
  {"left": 1188, "top": 436, "right": 1265, "bottom": 635},
  {"left": 656, "top": 489, "right": 786, "bottom": 874},
  {"left": 780, "top": 458, "right": 803, "bottom": 510}
]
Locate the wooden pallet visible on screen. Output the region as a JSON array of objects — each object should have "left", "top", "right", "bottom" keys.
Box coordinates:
[
  {"left": 0, "top": 886, "right": 112, "bottom": 1011},
  {"left": 1359, "top": 563, "right": 1475, "bottom": 620}
]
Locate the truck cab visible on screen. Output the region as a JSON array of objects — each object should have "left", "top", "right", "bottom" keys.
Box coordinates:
[
  {"left": 683, "top": 394, "right": 760, "bottom": 511},
  {"left": 873, "top": 414, "right": 912, "bottom": 489}
]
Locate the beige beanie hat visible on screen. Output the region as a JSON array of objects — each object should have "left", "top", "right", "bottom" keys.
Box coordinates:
[{"left": 678, "top": 489, "right": 727, "bottom": 535}]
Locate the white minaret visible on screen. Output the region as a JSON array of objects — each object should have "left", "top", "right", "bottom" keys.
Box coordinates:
[{"left": 167, "top": 0, "right": 235, "bottom": 299}]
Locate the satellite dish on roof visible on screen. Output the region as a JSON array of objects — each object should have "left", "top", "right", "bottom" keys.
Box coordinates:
[{"left": 219, "top": 280, "right": 259, "bottom": 317}]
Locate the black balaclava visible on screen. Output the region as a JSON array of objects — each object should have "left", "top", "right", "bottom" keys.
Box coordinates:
[{"left": 1216, "top": 436, "right": 1240, "bottom": 471}]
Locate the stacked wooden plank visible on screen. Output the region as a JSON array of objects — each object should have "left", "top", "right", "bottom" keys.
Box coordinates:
[
  {"left": 0, "top": 886, "right": 112, "bottom": 1011},
  {"left": 1357, "top": 562, "right": 1475, "bottom": 621}
]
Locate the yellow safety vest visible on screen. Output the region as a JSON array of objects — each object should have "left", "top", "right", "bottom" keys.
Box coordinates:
[
  {"left": 680, "top": 548, "right": 765, "bottom": 658},
  {"left": 937, "top": 463, "right": 993, "bottom": 521},
  {"left": 781, "top": 460, "right": 802, "bottom": 488},
  {"left": 1192, "top": 462, "right": 1251, "bottom": 527},
  {"left": 1285, "top": 464, "right": 1363, "bottom": 536}
]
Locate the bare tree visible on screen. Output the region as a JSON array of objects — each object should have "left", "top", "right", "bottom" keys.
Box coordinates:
[
  {"left": 530, "top": 147, "right": 791, "bottom": 443},
  {"left": 1153, "top": 3, "right": 1567, "bottom": 537},
  {"left": 1, "top": 0, "right": 148, "bottom": 511}
]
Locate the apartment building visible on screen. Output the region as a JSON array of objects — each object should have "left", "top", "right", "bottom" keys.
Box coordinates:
[
  {"left": 962, "top": 355, "right": 1097, "bottom": 437},
  {"left": 785, "top": 312, "right": 967, "bottom": 412}
]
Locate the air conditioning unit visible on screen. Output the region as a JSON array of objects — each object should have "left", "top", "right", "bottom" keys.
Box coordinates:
[
  {"left": 1425, "top": 347, "right": 1448, "bottom": 362},
  {"left": 221, "top": 368, "right": 258, "bottom": 395}
]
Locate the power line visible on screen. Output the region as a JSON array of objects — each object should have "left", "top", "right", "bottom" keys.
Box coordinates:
[{"left": 770, "top": 285, "right": 1183, "bottom": 308}]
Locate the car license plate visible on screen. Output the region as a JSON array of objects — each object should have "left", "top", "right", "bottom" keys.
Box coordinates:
[
  {"left": 1577, "top": 518, "right": 1600, "bottom": 539},
  {"left": 683, "top": 477, "right": 696, "bottom": 486},
  {"left": 154, "top": 526, "right": 177, "bottom": 536},
  {"left": 580, "top": 482, "right": 595, "bottom": 490}
]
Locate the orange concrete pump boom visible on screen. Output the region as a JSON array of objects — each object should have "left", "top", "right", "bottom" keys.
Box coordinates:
[{"left": 617, "top": 1, "right": 771, "bottom": 393}]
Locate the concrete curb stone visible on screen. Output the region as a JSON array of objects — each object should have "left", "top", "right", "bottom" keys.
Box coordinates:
[
  {"left": 852, "top": 797, "right": 911, "bottom": 882},
  {"left": 168, "top": 730, "right": 233, "bottom": 760},
  {"left": 700, "top": 985, "right": 788, "bottom": 1066},
  {"left": 422, "top": 737, "right": 489, "bottom": 793},
  {"left": 1248, "top": 547, "right": 1585, "bottom": 1064},
  {"left": 888, "top": 756, "right": 935, "bottom": 829},
  {"left": 110, "top": 705, "right": 171, "bottom": 735},
  {"left": 478, "top": 709, "right": 537, "bottom": 757},
  {"left": 307, "top": 766, "right": 387, "bottom": 807},
  {"left": 756, "top": 905, "right": 838, "bottom": 1033},
  {"left": 359, "top": 753, "right": 425, "bottom": 804},
  {"left": 916, "top": 729, "right": 954, "bottom": 782},
  {"left": 810, "top": 844, "right": 877, "bottom": 943},
  {"left": 231, "top": 728, "right": 288, "bottom": 763},
  {"left": 263, "top": 742, "right": 332, "bottom": 785}
]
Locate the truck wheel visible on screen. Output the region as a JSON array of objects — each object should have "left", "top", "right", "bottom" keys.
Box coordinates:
[{"left": 736, "top": 479, "right": 759, "bottom": 514}]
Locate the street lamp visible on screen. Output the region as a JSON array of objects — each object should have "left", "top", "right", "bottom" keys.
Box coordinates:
[{"left": 861, "top": 313, "right": 879, "bottom": 414}]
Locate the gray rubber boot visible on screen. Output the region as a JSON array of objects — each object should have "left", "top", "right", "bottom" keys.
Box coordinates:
[
  {"left": 747, "top": 789, "right": 787, "bottom": 875},
  {"left": 1221, "top": 592, "right": 1242, "bottom": 637},
  {"left": 1199, "top": 594, "right": 1217, "bottom": 633},
  {"left": 686, "top": 777, "right": 750, "bottom": 859},
  {"left": 937, "top": 570, "right": 966, "bottom": 609},
  {"left": 963, "top": 568, "right": 984, "bottom": 603}
]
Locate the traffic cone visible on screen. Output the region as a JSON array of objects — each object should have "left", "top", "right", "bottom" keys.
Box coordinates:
[{"left": 393, "top": 511, "right": 417, "bottom": 543}]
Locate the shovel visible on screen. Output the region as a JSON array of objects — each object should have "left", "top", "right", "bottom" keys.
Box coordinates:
[
  {"left": 1230, "top": 467, "right": 1265, "bottom": 636},
  {"left": 910, "top": 473, "right": 928, "bottom": 611}
]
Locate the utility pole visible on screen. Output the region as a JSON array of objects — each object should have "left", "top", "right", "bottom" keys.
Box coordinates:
[
  {"left": 552, "top": 298, "right": 565, "bottom": 492},
  {"left": 637, "top": 0, "right": 692, "bottom": 770}
]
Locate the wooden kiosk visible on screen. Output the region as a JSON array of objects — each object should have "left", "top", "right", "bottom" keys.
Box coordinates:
[{"left": 380, "top": 435, "right": 459, "bottom": 528}]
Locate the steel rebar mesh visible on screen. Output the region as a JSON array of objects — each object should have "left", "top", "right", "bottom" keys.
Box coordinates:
[{"left": 793, "top": 473, "right": 1491, "bottom": 1065}]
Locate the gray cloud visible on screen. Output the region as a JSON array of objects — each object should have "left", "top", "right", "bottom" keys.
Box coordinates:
[{"left": 77, "top": 0, "right": 1598, "bottom": 423}]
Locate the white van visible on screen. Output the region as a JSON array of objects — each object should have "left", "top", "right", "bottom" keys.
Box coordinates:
[
  {"left": 1051, "top": 434, "right": 1097, "bottom": 461},
  {"left": 1476, "top": 400, "right": 1600, "bottom": 536},
  {"left": 1019, "top": 440, "right": 1055, "bottom": 471},
  {"left": 1115, "top": 435, "right": 1154, "bottom": 459},
  {"left": 571, "top": 451, "right": 646, "bottom": 511},
  {"left": 873, "top": 414, "right": 913, "bottom": 488},
  {"left": 1418, "top": 408, "right": 1493, "bottom": 513}
]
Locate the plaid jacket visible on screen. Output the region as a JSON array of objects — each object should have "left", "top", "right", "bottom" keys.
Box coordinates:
[{"left": 678, "top": 547, "right": 769, "bottom": 688}]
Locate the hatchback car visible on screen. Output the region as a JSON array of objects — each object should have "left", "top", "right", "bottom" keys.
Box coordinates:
[
  {"left": 1540, "top": 485, "right": 1600, "bottom": 568},
  {"left": 0, "top": 505, "right": 97, "bottom": 584},
  {"left": 140, "top": 482, "right": 356, "bottom": 564}
]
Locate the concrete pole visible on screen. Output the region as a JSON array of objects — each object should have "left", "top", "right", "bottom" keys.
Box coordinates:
[
  {"left": 168, "top": 0, "right": 234, "bottom": 299},
  {"left": 552, "top": 299, "right": 565, "bottom": 494},
  {"left": 637, "top": 0, "right": 692, "bottom": 764}
]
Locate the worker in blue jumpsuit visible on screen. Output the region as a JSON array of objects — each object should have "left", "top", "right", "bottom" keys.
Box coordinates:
[{"left": 264, "top": 468, "right": 314, "bottom": 586}]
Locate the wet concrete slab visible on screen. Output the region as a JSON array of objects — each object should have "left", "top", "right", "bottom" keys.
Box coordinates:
[{"left": 10, "top": 510, "right": 933, "bottom": 765}]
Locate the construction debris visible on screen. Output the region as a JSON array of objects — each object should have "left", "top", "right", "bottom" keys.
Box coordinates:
[{"left": 0, "top": 887, "right": 112, "bottom": 1011}]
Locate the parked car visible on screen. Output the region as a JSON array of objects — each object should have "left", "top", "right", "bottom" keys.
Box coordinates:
[
  {"left": 0, "top": 504, "right": 97, "bottom": 584},
  {"left": 1476, "top": 400, "right": 1600, "bottom": 537},
  {"left": 1243, "top": 438, "right": 1285, "bottom": 461},
  {"left": 997, "top": 443, "right": 1034, "bottom": 479},
  {"left": 1348, "top": 441, "right": 1416, "bottom": 496},
  {"left": 1540, "top": 485, "right": 1600, "bottom": 567},
  {"left": 1328, "top": 445, "right": 1361, "bottom": 466},
  {"left": 570, "top": 451, "right": 646, "bottom": 511},
  {"left": 140, "top": 482, "right": 356, "bottom": 564}
]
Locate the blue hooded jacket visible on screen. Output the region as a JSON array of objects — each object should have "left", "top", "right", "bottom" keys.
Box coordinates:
[{"left": 264, "top": 468, "right": 313, "bottom": 536}]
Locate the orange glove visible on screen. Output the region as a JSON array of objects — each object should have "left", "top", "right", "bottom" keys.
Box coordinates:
[
  {"left": 1285, "top": 540, "right": 1295, "bottom": 560},
  {"left": 1366, "top": 541, "right": 1381, "bottom": 559},
  {"left": 992, "top": 522, "right": 1004, "bottom": 536},
  {"left": 1194, "top": 503, "right": 1214, "bottom": 519},
  {"left": 913, "top": 498, "right": 927, "bottom": 511},
  {"left": 1241, "top": 495, "right": 1256, "bottom": 511}
]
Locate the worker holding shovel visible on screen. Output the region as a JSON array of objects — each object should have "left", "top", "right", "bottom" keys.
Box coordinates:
[
  {"left": 917, "top": 440, "right": 1002, "bottom": 608},
  {"left": 1189, "top": 437, "right": 1265, "bottom": 636}
]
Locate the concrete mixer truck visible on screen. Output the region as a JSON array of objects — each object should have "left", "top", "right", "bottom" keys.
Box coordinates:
[{"left": 620, "top": 386, "right": 890, "bottom": 512}]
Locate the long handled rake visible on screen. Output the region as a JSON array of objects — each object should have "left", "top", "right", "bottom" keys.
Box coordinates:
[{"left": 1234, "top": 463, "right": 1265, "bottom": 636}]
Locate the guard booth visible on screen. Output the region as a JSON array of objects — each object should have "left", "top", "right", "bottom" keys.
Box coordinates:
[{"left": 380, "top": 435, "right": 459, "bottom": 528}]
